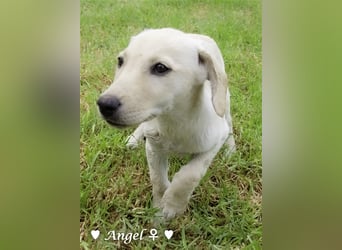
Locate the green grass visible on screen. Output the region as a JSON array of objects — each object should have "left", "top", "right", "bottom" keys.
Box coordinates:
[{"left": 80, "top": 0, "right": 261, "bottom": 249}]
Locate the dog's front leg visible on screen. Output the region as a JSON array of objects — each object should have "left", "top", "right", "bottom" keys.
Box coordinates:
[
  {"left": 161, "top": 140, "right": 225, "bottom": 220},
  {"left": 126, "top": 123, "right": 145, "bottom": 149},
  {"left": 145, "top": 136, "right": 170, "bottom": 209}
]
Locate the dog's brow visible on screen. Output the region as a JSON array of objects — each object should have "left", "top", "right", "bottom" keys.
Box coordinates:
[{"left": 150, "top": 56, "right": 173, "bottom": 68}]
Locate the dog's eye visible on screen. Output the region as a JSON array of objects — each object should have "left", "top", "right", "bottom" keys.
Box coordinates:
[
  {"left": 151, "top": 63, "right": 170, "bottom": 75},
  {"left": 117, "top": 57, "right": 124, "bottom": 68}
]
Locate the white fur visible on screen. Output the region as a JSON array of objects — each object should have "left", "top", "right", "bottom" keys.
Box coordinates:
[{"left": 100, "top": 28, "right": 236, "bottom": 220}]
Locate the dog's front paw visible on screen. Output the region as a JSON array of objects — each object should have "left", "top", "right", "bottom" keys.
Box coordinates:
[
  {"left": 162, "top": 204, "right": 186, "bottom": 220},
  {"left": 125, "top": 134, "right": 141, "bottom": 149},
  {"left": 162, "top": 206, "right": 177, "bottom": 220},
  {"left": 161, "top": 195, "right": 187, "bottom": 220},
  {"left": 225, "top": 134, "right": 236, "bottom": 158}
]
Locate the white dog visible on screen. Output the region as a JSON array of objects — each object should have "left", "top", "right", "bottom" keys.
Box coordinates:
[{"left": 97, "top": 28, "right": 235, "bottom": 220}]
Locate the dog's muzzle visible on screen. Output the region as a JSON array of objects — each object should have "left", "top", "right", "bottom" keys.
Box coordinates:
[
  {"left": 97, "top": 94, "right": 157, "bottom": 128},
  {"left": 97, "top": 95, "right": 126, "bottom": 126},
  {"left": 97, "top": 95, "right": 121, "bottom": 117}
]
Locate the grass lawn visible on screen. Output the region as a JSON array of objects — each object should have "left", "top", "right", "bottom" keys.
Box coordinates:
[{"left": 80, "top": 0, "right": 261, "bottom": 249}]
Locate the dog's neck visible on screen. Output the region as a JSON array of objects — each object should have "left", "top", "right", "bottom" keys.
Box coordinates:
[{"left": 156, "top": 82, "right": 214, "bottom": 128}]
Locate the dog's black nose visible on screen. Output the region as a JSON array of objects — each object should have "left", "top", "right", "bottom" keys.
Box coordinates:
[{"left": 97, "top": 95, "right": 121, "bottom": 117}]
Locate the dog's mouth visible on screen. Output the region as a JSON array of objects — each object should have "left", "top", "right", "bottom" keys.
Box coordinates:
[
  {"left": 105, "top": 119, "right": 130, "bottom": 129},
  {"left": 104, "top": 114, "right": 157, "bottom": 129}
]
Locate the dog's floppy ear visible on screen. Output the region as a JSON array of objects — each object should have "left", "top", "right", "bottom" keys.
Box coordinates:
[{"left": 198, "top": 48, "right": 227, "bottom": 117}]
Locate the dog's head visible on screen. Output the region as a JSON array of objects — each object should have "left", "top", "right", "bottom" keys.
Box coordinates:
[{"left": 97, "top": 28, "right": 227, "bottom": 127}]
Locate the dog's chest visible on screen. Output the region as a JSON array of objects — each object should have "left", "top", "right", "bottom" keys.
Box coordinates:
[
  {"left": 164, "top": 133, "right": 205, "bottom": 153},
  {"left": 156, "top": 123, "right": 217, "bottom": 154},
  {"left": 145, "top": 114, "right": 228, "bottom": 154}
]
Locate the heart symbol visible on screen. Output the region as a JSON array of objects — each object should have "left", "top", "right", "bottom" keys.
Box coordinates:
[
  {"left": 164, "top": 230, "right": 173, "bottom": 240},
  {"left": 91, "top": 230, "right": 100, "bottom": 240}
]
